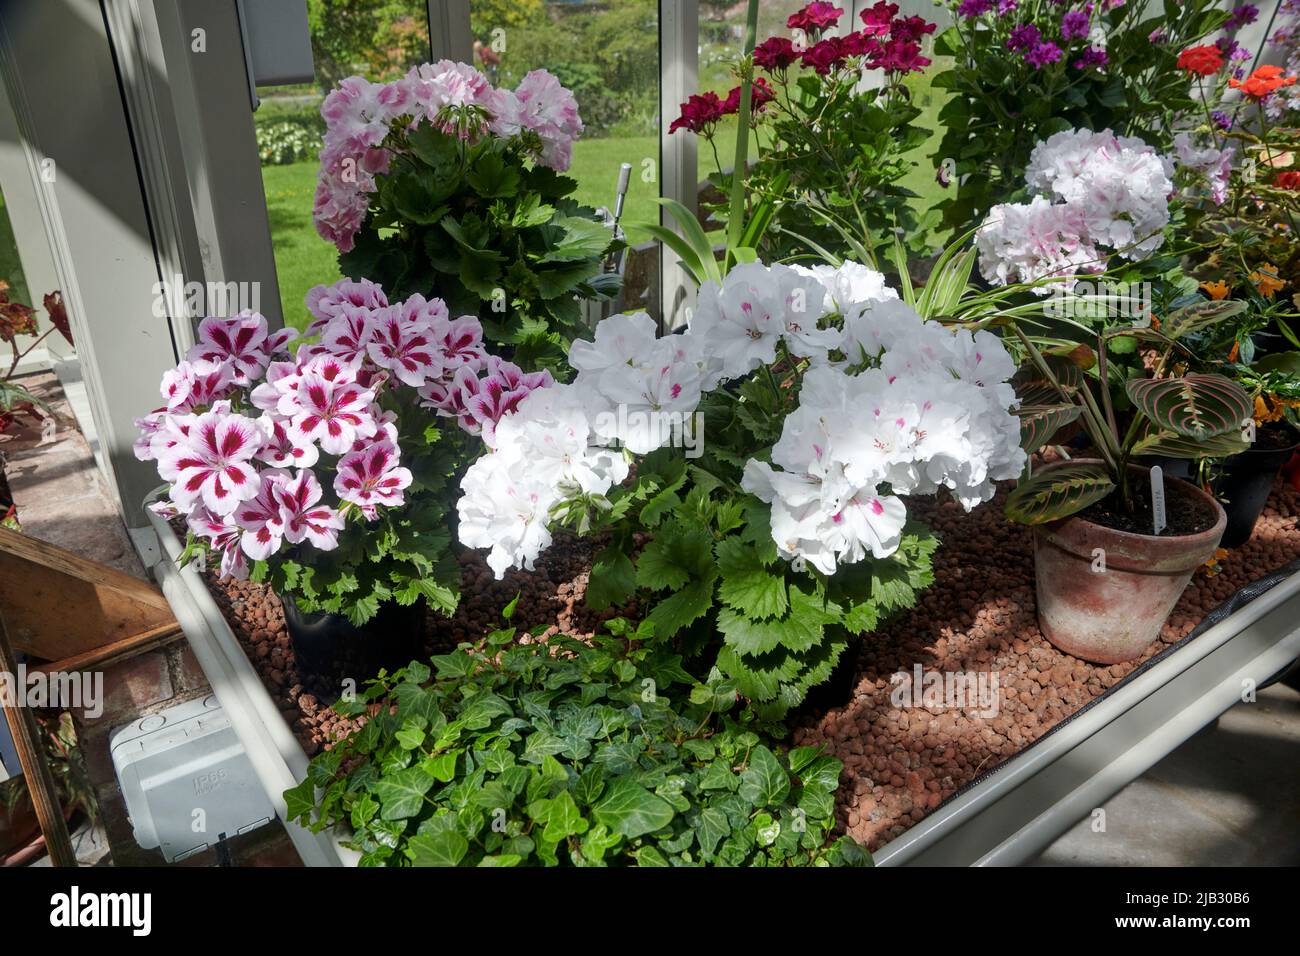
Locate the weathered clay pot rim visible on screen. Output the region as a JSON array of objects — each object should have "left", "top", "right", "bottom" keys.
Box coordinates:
[{"left": 1034, "top": 459, "right": 1226, "bottom": 573}]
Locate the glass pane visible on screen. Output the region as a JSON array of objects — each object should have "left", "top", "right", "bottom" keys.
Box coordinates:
[
  {"left": 469, "top": 0, "right": 661, "bottom": 319},
  {"left": 256, "top": 0, "right": 433, "bottom": 329},
  {"left": 0, "top": 185, "right": 31, "bottom": 306}
]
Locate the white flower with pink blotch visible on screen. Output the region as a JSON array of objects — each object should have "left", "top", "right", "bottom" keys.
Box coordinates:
[
  {"left": 186, "top": 506, "right": 249, "bottom": 579},
  {"left": 461, "top": 357, "right": 554, "bottom": 444},
  {"left": 233, "top": 470, "right": 291, "bottom": 561},
  {"left": 310, "top": 304, "right": 375, "bottom": 366},
  {"left": 256, "top": 414, "right": 320, "bottom": 470},
  {"left": 276, "top": 470, "right": 345, "bottom": 551},
  {"left": 334, "top": 439, "right": 413, "bottom": 515},
  {"left": 305, "top": 278, "right": 389, "bottom": 334},
  {"left": 186, "top": 312, "right": 271, "bottom": 385},
  {"left": 160, "top": 359, "right": 236, "bottom": 413},
  {"left": 366, "top": 303, "right": 442, "bottom": 387},
  {"left": 276, "top": 356, "right": 377, "bottom": 456},
  {"left": 158, "top": 409, "right": 264, "bottom": 516}
]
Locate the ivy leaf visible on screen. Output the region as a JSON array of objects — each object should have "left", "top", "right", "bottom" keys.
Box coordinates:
[
  {"left": 592, "top": 779, "right": 676, "bottom": 839},
  {"left": 739, "top": 745, "right": 790, "bottom": 807},
  {"left": 374, "top": 764, "right": 435, "bottom": 821},
  {"left": 543, "top": 790, "right": 590, "bottom": 842},
  {"left": 406, "top": 830, "right": 469, "bottom": 867},
  {"left": 697, "top": 806, "right": 731, "bottom": 859},
  {"left": 283, "top": 779, "right": 316, "bottom": 824}
]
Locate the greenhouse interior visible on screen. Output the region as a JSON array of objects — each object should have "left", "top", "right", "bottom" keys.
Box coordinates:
[{"left": 0, "top": 0, "right": 1297, "bottom": 905}]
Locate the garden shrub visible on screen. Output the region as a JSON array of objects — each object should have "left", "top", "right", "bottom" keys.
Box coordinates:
[{"left": 286, "top": 614, "right": 871, "bottom": 867}]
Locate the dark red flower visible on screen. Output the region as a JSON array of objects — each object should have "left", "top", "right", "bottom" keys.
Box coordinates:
[
  {"left": 787, "top": 2, "right": 844, "bottom": 34},
  {"left": 721, "top": 76, "right": 775, "bottom": 116},
  {"left": 838, "top": 30, "right": 882, "bottom": 59},
  {"left": 890, "top": 15, "right": 936, "bottom": 44},
  {"left": 1274, "top": 171, "right": 1300, "bottom": 190},
  {"left": 860, "top": 1, "right": 899, "bottom": 36},
  {"left": 753, "top": 36, "right": 800, "bottom": 72},
  {"left": 669, "top": 91, "right": 725, "bottom": 135},
  {"left": 802, "top": 37, "right": 849, "bottom": 75},
  {"left": 872, "top": 38, "right": 931, "bottom": 74}
]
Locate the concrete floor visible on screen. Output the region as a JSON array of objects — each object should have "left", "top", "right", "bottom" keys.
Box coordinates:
[{"left": 1032, "top": 680, "right": 1300, "bottom": 866}]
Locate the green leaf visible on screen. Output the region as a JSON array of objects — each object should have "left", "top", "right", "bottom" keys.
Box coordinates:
[
  {"left": 592, "top": 779, "right": 676, "bottom": 839},
  {"left": 406, "top": 830, "right": 469, "bottom": 867},
  {"left": 465, "top": 151, "right": 520, "bottom": 198},
  {"left": 1017, "top": 403, "right": 1083, "bottom": 453},
  {"left": 1126, "top": 374, "right": 1252, "bottom": 440},
  {"left": 738, "top": 745, "right": 790, "bottom": 807},
  {"left": 1004, "top": 461, "right": 1116, "bottom": 525},
  {"left": 587, "top": 546, "right": 636, "bottom": 611},
  {"left": 543, "top": 790, "right": 589, "bottom": 842},
  {"left": 716, "top": 537, "right": 788, "bottom": 619},
  {"left": 538, "top": 216, "right": 613, "bottom": 263},
  {"left": 1131, "top": 429, "right": 1251, "bottom": 459},
  {"left": 374, "top": 764, "right": 435, "bottom": 821},
  {"left": 647, "top": 578, "right": 716, "bottom": 639},
  {"left": 1161, "top": 299, "right": 1245, "bottom": 341},
  {"left": 283, "top": 779, "right": 316, "bottom": 824},
  {"left": 697, "top": 806, "right": 731, "bottom": 859}
]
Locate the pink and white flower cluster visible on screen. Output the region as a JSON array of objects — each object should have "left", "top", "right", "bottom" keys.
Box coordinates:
[
  {"left": 456, "top": 261, "right": 1024, "bottom": 579},
  {"left": 977, "top": 129, "right": 1175, "bottom": 292},
  {"left": 314, "top": 62, "right": 582, "bottom": 253},
  {"left": 137, "top": 280, "right": 506, "bottom": 579}
]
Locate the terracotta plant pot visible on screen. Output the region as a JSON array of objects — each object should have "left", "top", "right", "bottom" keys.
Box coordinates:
[{"left": 1032, "top": 461, "right": 1226, "bottom": 665}]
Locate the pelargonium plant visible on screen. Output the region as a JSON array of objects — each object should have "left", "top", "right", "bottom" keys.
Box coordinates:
[
  {"left": 975, "top": 128, "right": 1176, "bottom": 292},
  {"left": 314, "top": 61, "right": 619, "bottom": 360},
  {"left": 137, "top": 278, "right": 553, "bottom": 625},
  {"left": 933, "top": 0, "right": 1235, "bottom": 231},
  {"left": 669, "top": 1, "right": 937, "bottom": 262},
  {"left": 453, "top": 259, "right": 1026, "bottom": 717}
]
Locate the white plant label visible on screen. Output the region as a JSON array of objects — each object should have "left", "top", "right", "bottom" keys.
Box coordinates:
[{"left": 1150, "top": 465, "right": 1167, "bottom": 536}]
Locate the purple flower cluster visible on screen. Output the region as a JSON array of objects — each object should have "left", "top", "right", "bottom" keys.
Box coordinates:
[{"left": 966, "top": 2, "right": 1102, "bottom": 73}]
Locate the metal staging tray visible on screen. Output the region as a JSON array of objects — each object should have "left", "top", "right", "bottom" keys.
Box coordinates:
[{"left": 145, "top": 489, "right": 1300, "bottom": 868}]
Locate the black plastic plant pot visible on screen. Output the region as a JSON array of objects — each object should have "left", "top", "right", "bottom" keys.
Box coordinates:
[
  {"left": 1217, "top": 425, "right": 1300, "bottom": 549},
  {"left": 280, "top": 594, "right": 428, "bottom": 703}
]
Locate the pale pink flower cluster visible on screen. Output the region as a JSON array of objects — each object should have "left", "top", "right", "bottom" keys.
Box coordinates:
[
  {"left": 1173, "top": 132, "right": 1234, "bottom": 207},
  {"left": 456, "top": 261, "right": 1024, "bottom": 579},
  {"left": 977, "top": 129, "right": 1175, "bottom": 292},
  {"left": 137, "top": 280, "right": 504, "bottom": 579},
  {"left": 313, "top": 62, "right": 582, "bottom": 252}
]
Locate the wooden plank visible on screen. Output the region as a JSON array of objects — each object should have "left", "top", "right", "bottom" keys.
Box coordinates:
[
  {"left": 31, "top": 621, "right": 185, "bottom": 676},
  {"left": 0, "top": 613, "right": 77, "bottom": 867},
  {"left": 0, "top": 525, "right": 176, "bottom": 662}
]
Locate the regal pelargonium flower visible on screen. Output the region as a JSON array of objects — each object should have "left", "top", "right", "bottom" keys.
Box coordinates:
[
  {"left": 793, "top": 261, "right": 899, "bottom": 314},
  {"left": 514, "top": 70, "right": 583, "bottom": 171},
  {"left": 1025, "top": 41, "right": 1064, "bottom": 70},
  {"left": 312, "top": 304, "right": 375, "bottom": 366},
  {"left": 366, "top": 304, "right": 442, "bottom": 387},
  {"left": 861, "top": 0, "right": 899, "bottom": 32},
  {"left": 158, "top": 409, "right": 264, "bottom": 516},
  {"left": 434, "top": 315, "right": 488, "bottom": 372},
  {"left": 276, "top": 469, "right": 345, "bottom": 550},
  {"left": 305, "top": 278, "right": 388, "bottom": 334},
  {"left": 460, "top": 356, "right": 554, "bottom": 443},
  {"left": 334, "top": 438, "right": 413, "bottom": 514},
  {"left": 956, "top": 0, "right": 993, "bottom": 19},
  {"left": 233, "top": 470, "right": 290, "bottom": 560},
  {"left": 1006, "top": 24, "right": 1041, "bottom": 52},
  {"left": 186, "top": 312, "right": 270, "bottom": 385},
  {"left": 186, "top": 506, "right": 249, "bottom": 580},
  {"left": 277, "top": 356, "right": 377, "bottom": 455},
  {"left": 160, "top": 359, "right": 236, "bottom": 413},
  {"left": 255, "top": 414, "right": 320, "bottom": 470},
  {"left": 721, "top": 77, "right": 776, "bottom": 117}
]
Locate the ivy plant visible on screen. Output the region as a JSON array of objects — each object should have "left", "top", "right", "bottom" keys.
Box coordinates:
[{"left": 286, "top": 611, "right": 871, "bottom": 867}]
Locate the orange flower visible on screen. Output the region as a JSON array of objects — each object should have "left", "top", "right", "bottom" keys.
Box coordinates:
[
  {"left": 1251, "top": 263, "right": 1286, "bottom": 298},
  {"left": 1200, "top": 279, "right": 1230, "bottom": 300},
  {"left": 1229, "top": 65, "right": 1298, "bottom": 100},
  {"left": 1228, "top": 340, "right": 1240, "bottom": 362}
]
